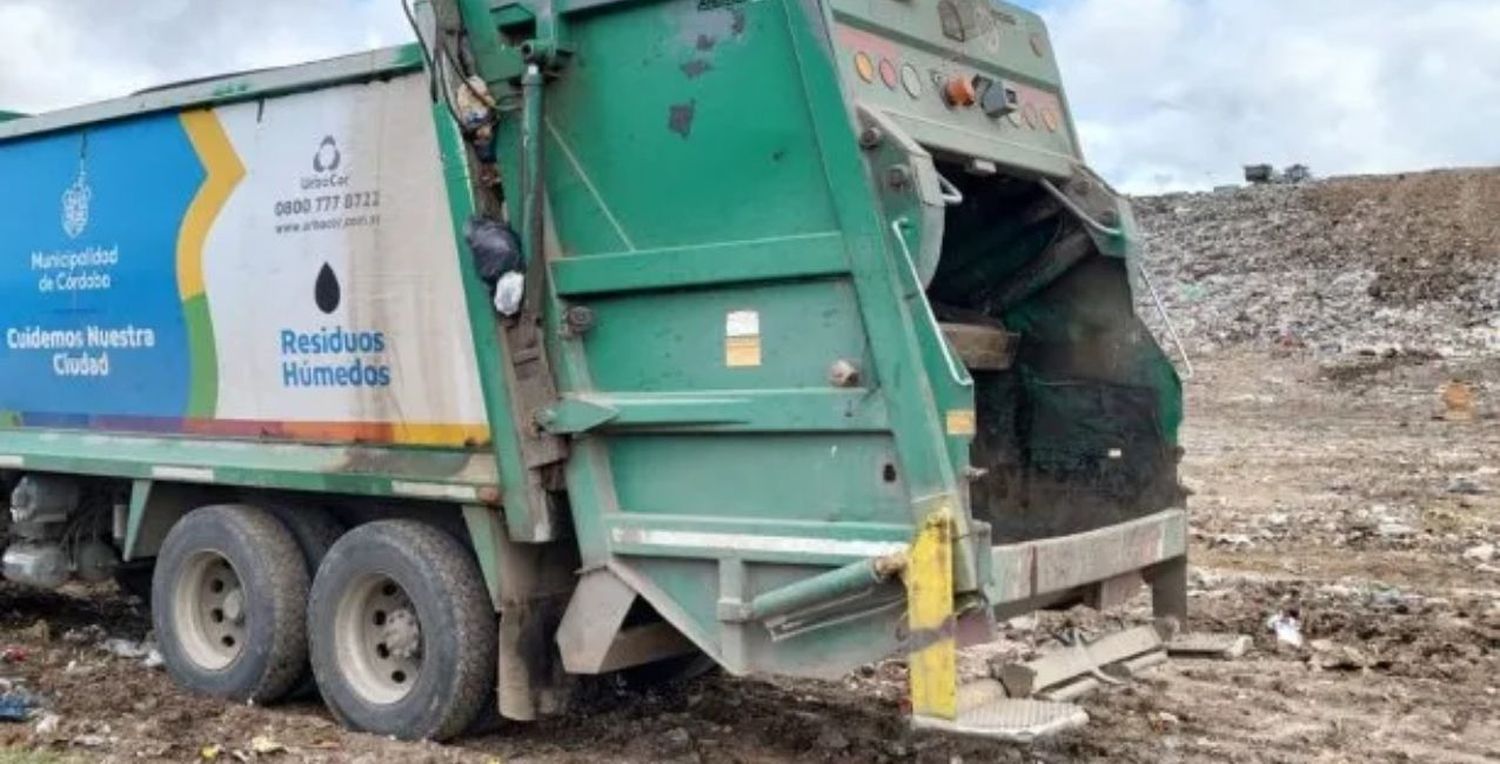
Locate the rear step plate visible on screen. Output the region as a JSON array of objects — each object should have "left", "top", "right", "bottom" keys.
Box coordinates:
[{"left": 913, "top": 699, "right": 1088, "bottom": 742}]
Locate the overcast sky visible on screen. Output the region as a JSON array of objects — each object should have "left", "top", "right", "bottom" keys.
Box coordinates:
[{"left": 2, "top": 0, "right": 1497, "bottom": 192}]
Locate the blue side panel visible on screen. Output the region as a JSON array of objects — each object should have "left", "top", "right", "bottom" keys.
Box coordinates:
[{"left": 0, "top": 113, "right": 203, "bottom": 423}]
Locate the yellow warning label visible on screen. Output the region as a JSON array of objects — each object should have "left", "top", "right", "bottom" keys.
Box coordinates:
[
  {"left": 726, "top": 337, "right": 762, "bottom": 367},
  {"left": 945, "top": 409, "right": 976, "bottom": 436}
]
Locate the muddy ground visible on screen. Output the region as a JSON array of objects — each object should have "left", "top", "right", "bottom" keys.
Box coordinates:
[{"left": 0, "top": 348, "right": 1496, "bottom": 763}]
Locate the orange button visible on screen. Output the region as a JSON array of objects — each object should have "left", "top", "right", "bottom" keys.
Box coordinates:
[
  {"left": 854, "top": 52, "right": 875, "bottom": 83},
  {"left": 944, "top": 76, "right": 977, "bottom": 107}
]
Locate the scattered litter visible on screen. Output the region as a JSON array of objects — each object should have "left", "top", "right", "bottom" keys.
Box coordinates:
[
  {"left": 1446, "top": 476, "right": 1488, "bottom": 495},
  {"left": 102, "top": 638, "right": 146, "bottom": 659},
  {"left": 1148, "top": 710, "right": 1181, "bottom": 731},
  {"left": 102, "top": 637, "right": 149, "bottom": 660},
  {"left": 1375, "top": 521, "right": 1416, "bottom": 539},
  {"left": 201, "top": 744, "right": 224, "bottom": 761},
  {"left": 1, "top": 646, "right": 27, "bottom": 664},
  {"left": 102, "top": 635, "right": 163, "bottom": 668},
  {"left": 33, "top": 712, "right": 60, "bottom": 735},
  {"left": 250, "top": 735, "right": 286, "bottom": 755},
  {"left": 1463, "top": 544, "right": 1496, "bottom": 564},
  {"left": 73, "top": 733, "right": 108, "bottom": 748},
  {"left": 1210, "top": 533, "right": 1255, "bottom": 550},
  {"left": 1266, "top": 611, "right": 1304, "bottom": 648},
  {"left": 0, "top": 690, "right": 37, "bottom": 721},
  {"left": 61, "top": 624, "right": 104, "bottom": 645}
]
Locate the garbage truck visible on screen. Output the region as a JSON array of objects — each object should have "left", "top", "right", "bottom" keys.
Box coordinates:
[{"left": 0, "top": 0, "right": 1187, "bottom": 742}]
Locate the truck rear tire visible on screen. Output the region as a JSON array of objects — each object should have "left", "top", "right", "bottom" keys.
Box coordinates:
[
  {"left": 263, "top": 504, "right": 344, "bottom": 568},
  {"left": 307, "top": 520, "right": 496, "bottom": 741},
  {"left": 152, "top": 504, "right": 310, "bottom": 703},
  {"left": 262, "top": 504, "right": 345, "bottom": 696}
]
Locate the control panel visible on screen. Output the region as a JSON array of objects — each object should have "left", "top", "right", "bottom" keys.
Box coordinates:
[{"left": 829, "top": 0, "right": 1079, "bottom": 178}]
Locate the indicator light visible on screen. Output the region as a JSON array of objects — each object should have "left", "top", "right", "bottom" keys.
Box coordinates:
[
  {"left": 1042, "top": 108, "right": 1061, "bottom": 132},
  {"left": 854, "top": 52, "right": 875, "bottom": 83},
  {"left": 901, "top": 64, "right": 923, "bottom": 98},
  {"left": 879, "top": 58, "right": 898, "bottom": 89},
  {"left": 943, "top": 75, "right": 977, "bottom": 107}
]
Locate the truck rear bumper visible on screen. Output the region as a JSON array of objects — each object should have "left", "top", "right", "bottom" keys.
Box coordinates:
[{"left": 985, "top": 509, "right": 1188, "bottom": 608}]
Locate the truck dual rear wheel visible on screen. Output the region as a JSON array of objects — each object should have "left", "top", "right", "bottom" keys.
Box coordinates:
[
  {"left": 151, "top": 504, "right": 310, "bottom": 703},
  {"left": 308, "top": 520, "right": 496, "bottom": 741}
]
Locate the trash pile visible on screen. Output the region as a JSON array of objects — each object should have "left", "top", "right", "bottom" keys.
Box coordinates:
[
  {"left": 0, "top": 618, "right": 163, "bottom": 749},
  {"left": 1132, "top": 169, "right": 1500, "bottom": 359}
]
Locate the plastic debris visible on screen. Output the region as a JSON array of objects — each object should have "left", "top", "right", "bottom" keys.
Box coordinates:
[
  {"left": 250, "top": 735, "right": 285, "bottom": 755},
  {"left": 102, "top": 637, "right": 150, "bottom": 659},
  {"left": 1266, "top": 611, "right": 1304, "bottom": 648},
  {"left": 0, "top": 690, "right": 37, "bottom": 721},
  {"left": 2, "top": 646, "right": 28, "bottom": 664},
  {"left": 201, "top": 744, "right": 224, "bottom": 761},
  {"left": 494, "top": 271, "right": 526, "bottom": 317},
  {"left": 61, "top": 624, "right": 103, "bottom": 645},
  {"left": 102, "top": 636, "right": 163, "bottom": 668},
  {"left": 464, "top": 217, "right": 524, "bottom": 286},
  {"left": 1463, "top": 543, "right": 1496, "bottom": 564},
  {"left": 34, "top": 712, "right": 60, "bottom": 735}
]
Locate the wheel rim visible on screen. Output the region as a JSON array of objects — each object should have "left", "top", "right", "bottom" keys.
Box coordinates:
[
  {"left": 172, "top": 551, "right": 248, "bottom": 671},
  {"left": 333, "top": 574, "right": 423, "bottom": 705}
]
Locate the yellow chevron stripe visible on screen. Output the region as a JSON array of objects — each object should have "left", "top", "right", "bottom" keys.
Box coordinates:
[{"left": 177, "top": 110, "right": 244, "bottom": 300}]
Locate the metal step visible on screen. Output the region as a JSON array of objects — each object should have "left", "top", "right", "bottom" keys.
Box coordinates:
[{"left": 912, "top": 697, "right": 1089, "bottom": 742}]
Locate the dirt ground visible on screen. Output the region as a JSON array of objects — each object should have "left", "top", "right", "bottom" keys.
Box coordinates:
[{"left": 0, "top": 348, "right": 1495, "bottom": 763}]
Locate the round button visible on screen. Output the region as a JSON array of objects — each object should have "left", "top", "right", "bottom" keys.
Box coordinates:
[
  {"left": 900, "top": 64, "right": 923, "bottom": 99},
  {"left": 854, "top": 52, "right": 875, "bottom": 83},
  {"left": 878, "top": 58, "right": 899, "bottom": 90},
  {"left": 1042, "top": 108, "right": 1061, "bottom": 132}
]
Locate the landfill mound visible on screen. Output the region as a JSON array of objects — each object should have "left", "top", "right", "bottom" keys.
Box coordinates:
[{"left": 1133, "top": 168, "right": 1500, "bottom": 358}]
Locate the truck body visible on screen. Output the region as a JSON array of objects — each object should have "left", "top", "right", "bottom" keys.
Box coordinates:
[{"left": 0, "top": 0, "right": 1187, "bottom": 741}]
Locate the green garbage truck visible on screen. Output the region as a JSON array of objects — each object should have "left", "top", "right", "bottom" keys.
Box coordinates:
[{"left": 0, "top": 0, "right": 1187, "bottom": 741}]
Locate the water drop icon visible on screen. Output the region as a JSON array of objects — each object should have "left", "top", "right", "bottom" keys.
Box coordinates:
[{"left": 315, "top": 263, "right": 341, "bottom": 314}]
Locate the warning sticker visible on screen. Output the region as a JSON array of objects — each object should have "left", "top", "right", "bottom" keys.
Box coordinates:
[
  {"left": 945, "top": 409, "right": 977, "bottom": 436},
  {"left": 725, "top": 310, "right": 761, "bottom": 367}
]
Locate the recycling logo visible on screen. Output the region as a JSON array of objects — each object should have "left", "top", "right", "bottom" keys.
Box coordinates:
[{"left": 313, "top": 136, "right": 342, "bottom": 173}]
